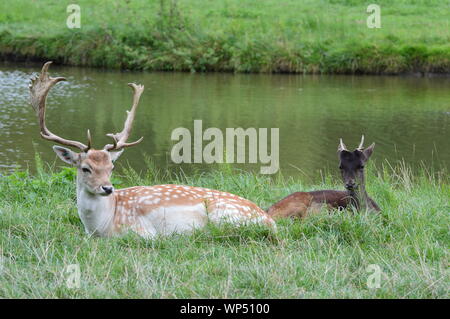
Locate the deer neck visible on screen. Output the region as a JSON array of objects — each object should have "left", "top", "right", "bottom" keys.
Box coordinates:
[
  {"left": 76, "top": 175, "right": 116, "bottom": 237},
  {"left": 348, "top": 183, "right": 371, "bottom": 211}
]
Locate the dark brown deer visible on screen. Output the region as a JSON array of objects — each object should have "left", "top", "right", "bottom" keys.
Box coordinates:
[{"left": 267, "top": 136, "right": 380, "bottom": 219}]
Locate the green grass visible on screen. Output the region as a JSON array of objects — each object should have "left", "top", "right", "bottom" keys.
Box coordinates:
[
  {"left": 0, "top": 0, "right": 449, "bottom": 73},
  {"left": 0, "top": 158, "right": 448, "bottom": 298}
]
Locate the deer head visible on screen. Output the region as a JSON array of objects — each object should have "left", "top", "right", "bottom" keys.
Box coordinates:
[
  {"left": 337, "top": 135, "right": 375, "bottom": 191},
  {"left": 30, "top": 61, "right": 144, "bottom": 196}
]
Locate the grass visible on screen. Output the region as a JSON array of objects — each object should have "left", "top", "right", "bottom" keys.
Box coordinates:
[
  {"left": 0, "top": 157, "right": 448, "bottom": 298},
  {"left": 0, "top": 0, "right": 449, "bottom": 73}
]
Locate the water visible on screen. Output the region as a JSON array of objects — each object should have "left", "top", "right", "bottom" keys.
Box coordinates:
[{"left": 0, "top": 62, "right": 449, "bottom": 179}]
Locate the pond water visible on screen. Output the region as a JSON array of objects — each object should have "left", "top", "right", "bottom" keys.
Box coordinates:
[{"left": 0, "top": 62, "right": 449, "bottom": 180}]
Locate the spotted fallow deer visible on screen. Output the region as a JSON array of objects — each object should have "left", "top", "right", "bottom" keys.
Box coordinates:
[
  {"left": 30, "top": 62, "right": 275, "bottom": 238},
  {"left": 267, "top": 136, "right": 380, "bottom": 219}
]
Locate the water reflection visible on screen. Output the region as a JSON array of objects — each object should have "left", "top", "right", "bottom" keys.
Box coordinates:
[{"left": 0, "top": 62, "right": 448, "bottom": 179}]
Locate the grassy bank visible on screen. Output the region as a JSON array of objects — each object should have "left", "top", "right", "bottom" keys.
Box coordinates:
[
  {"left": 0, "top": 159, "right": 448, "bottom": 298},
  {"left": 1, "top": 0, "right": 449, "bottom": 74}
]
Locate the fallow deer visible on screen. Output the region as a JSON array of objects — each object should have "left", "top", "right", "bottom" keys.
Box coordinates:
[
  {"left": 30, "top": 62, "right": 275, "bottom": 238},
  {"left": 267, "top": 136, "right": 380, "bottom": 218}
]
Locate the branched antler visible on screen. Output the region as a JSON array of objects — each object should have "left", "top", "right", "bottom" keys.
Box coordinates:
[
  {"left": 30, "top": 62, "right": 144, "bottom": 153},
  {"left": 104, "top": 83, "right": 144, "bottom": 151},
  {"left": 29, "top": 61, "right": 91, "bottom": 152}
]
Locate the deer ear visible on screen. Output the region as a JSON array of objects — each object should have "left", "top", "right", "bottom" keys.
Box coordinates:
[
  {"left": 110, "top": 149, "right": 124, "bottom": 162},
  {"left": 53, "top": 146, "right": 80, "bottom": 166},
  {"left": 362, "top": 143, "right": 375, "bottom": 161}
]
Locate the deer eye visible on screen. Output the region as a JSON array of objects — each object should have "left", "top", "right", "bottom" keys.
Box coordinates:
[
  {"left": 339, "top": 165, "right": 343, "bottom": 170},
  {"left": 82, "top": 167, "right": 91, "bottom": 174},
  {"left": 359, "top": 165, "right": 365, "bottom": 169}
]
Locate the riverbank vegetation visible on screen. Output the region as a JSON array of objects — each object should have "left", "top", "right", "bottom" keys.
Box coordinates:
[
  {"left": 1, "top": 0, "right": 449, "bottom": 74},
  {"left": 0, "top": 158, "right": 448, "bottom": 298}
]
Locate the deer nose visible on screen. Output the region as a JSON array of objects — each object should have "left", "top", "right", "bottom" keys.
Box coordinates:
[
  {"left": 345, "top": 182, "right": 356, "bottom": 190},
  {"left": 102, "top": 186, "right": 114, "bottom": 195}
]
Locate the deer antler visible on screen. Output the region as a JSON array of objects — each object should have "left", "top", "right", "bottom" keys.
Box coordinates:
[
  {"left": 357, "top": 135, "right": 365, "bottom": 150},
  {"left": 104, "top": 83, "right": 144, "bottom": 151},
  {"left": 30, "top": 61, "right": 91, "bottom": 152},
  {"left": 338, "top": 138, "right": 348, "bottom": 152}
]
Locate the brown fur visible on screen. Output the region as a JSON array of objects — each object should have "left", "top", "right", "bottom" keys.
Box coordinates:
[
  {"left": 87, "top": 150, "right": 110, "bottom": 163},
  {"left": 267, "top": 190, "right": 352, "bottom": 219}
]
